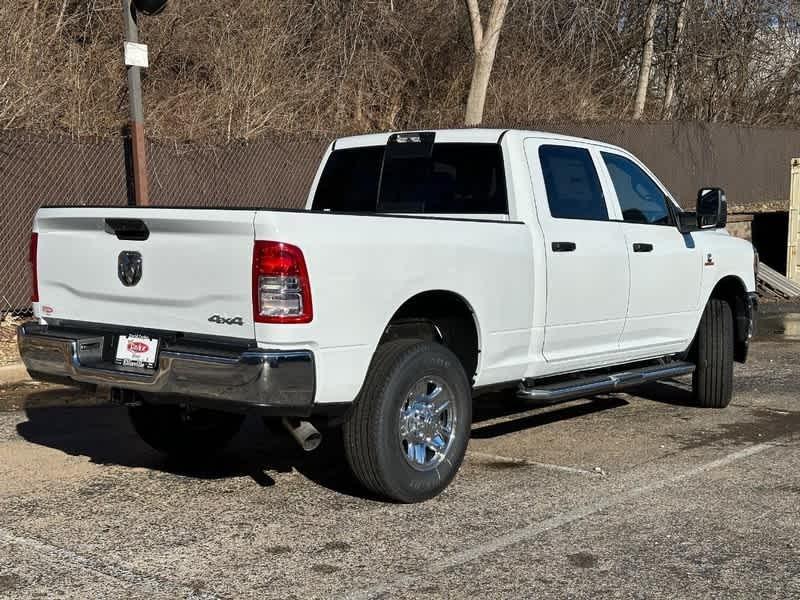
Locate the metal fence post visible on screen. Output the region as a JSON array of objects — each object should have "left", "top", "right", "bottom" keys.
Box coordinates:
[{"left": 121, "top": 0, "right": 150, "bottom": 206}]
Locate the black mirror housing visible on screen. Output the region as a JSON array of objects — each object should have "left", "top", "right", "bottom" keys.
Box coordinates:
[{"left": 696, "top": 188, "right": 727, "bottom": 229}]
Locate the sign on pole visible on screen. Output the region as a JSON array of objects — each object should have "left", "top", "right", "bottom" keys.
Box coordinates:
[{"left": 124, "top": 42, "right": 149, "bottom": 68}]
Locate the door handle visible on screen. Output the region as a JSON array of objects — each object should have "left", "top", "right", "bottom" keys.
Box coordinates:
[
  {"left": 633, "top": 243, "right": 654, "bottom": 252},
  {"left": 552, "top": 241, "right": 577, "bottom": 252}
]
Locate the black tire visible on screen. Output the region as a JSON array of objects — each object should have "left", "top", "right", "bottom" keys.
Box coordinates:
[
  {"left": 343, "top": 340, "right": 472, "bottom": 503},
  {"left": 128, "top": 400, "right": 244, "bottom": 458},
  {"left": 692, "top": 298, "right": 734, "bottom": 408}
]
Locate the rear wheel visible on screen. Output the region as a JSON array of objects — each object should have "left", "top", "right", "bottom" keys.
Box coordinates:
[
  {"left": 128, "top": 399, "right": 244, "bottom": 458},
  {"left": 343, "top": 340, "right": 472, "bottom": 503},
  {"left": 692, "top": 298, "right": 734, "bottom": 408}
]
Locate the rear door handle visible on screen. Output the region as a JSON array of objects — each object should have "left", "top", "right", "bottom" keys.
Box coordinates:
[
  {"left": 551, "top": 241, "right": 577, "bottom": 252},
  {"left": 633, "top": 243, "right": 654, "bottom": 252}
]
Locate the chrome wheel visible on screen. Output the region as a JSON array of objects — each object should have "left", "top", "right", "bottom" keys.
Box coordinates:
[{"left": 398, "top": 376, "right": 456, "bottom": 471}]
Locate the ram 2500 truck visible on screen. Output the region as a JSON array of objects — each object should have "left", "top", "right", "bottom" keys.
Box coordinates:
[{"left": 18, "top": 129, "right": 757, "bottom": 502}]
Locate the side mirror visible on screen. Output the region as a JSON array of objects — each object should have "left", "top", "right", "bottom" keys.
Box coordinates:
[{"left": 696, "top": 187, "right": 727, "bottom": 229}]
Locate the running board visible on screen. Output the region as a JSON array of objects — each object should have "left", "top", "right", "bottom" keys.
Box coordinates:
[{"left": 517, "top": 361, "right": 695, "bottom": 402}]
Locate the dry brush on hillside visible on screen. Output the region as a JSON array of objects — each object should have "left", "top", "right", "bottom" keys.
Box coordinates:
[{"left": 3, "top": 0, "right": 800, "bottom": 141}]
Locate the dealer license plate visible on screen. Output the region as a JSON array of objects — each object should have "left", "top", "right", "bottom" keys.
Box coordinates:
[{"left": 114, "top": 334, "right": 159, "bottom": 370}]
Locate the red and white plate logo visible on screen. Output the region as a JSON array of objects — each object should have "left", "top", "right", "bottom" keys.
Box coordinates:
[{"left": 127, "top": 340, "right": 149, "bottom": 354}]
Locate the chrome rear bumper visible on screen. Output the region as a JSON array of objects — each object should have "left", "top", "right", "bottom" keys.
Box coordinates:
[{"left": 17, "top": 323, "right": 315, "bottom": 413}]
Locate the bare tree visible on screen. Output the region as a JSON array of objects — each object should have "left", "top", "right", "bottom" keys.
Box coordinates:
[
  {"left": 662, "top": 0, "right": 688, "bottom": 118},
  {"left": 464, "top": 0, "right": 510, "bottom": 126},
  {"left": 632, "top": 0, "right": 660, "bottom": 119},
  {"left": 8, "top": 0, "right": 800, "bottom": 138}
]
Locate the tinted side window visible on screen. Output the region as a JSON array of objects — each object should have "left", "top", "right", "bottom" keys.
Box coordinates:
[
  {"left": 538, "top": 145, "right": 608, "bottom": 220},
  {"left": 601, "top": 152, "right": 672, "bottom": 225},
  {"left": 378, "top": 144, "right": 507, "bottom": 214},
  {"left": 312, "top": 146, "right": 384, "bottom": 212}
]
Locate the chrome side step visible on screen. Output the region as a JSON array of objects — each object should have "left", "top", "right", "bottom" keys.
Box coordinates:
[{"left": 517, "top": 361, "right": 695, "bottom": 402}]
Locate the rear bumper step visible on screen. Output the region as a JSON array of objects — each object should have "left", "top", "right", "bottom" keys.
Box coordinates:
[
  {"left": 17, "top": 323, "right": 315, "bottom": 414},
  {"left": 517, "top": 361, "right": 695, "bottom": 402}
]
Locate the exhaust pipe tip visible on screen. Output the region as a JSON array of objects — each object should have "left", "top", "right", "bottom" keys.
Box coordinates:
[{"left": 282, "top": 417, "right": 322, "bottom": 452}]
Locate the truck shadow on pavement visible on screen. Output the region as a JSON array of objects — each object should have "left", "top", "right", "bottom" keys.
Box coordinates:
[
  {"left": 470, "top": 394, "right": 630, "bottom": 438},
  {"left": 15, "top": 397, "right": 376, "bottom": 498},
  {"left": 630, "top": 380, "right": 696, "bottom": 407},
  {"left": 13, "top": 382, "right": 689, "bottom": 498}
]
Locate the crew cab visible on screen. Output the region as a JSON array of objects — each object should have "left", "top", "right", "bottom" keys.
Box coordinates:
[{"left": 18, "top": 129, "right": 758, "bottom": 502}]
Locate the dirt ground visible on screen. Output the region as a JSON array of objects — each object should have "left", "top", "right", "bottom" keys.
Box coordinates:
[
  {"left": 0, "top": 317, "right": 21, "bottom": 367},
  {"left": 0, "top": 307, "right": 798, "bottom": 599}
]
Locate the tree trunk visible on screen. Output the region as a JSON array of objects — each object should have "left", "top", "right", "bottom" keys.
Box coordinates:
[
  {"left": 663, "top": 0, "right": 688, "bottom": 119},
  {"left": 465, "top": 48, "right": 496, "bottom": 125},
  {"left": 464, "top": 0, "right": 509, "bottom": 126},
  {"left": 632, "top": 0, "right": 659, "bottom": 120}
]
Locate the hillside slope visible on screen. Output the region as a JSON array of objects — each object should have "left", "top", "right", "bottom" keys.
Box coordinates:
[{"left": 3, "top": 1, "right": 800, "bottom": 141}]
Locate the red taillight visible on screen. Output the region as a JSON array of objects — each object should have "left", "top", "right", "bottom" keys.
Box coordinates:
[
  {"left": 29, "top": 232, "right": 39, "bottom": 303},
  {"left": 252, "top": 241, "right": 312, "bottom": 324}
]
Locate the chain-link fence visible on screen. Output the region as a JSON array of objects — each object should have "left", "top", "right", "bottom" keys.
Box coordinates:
[
  {"left": 0, "top": 131, "right": 329, "bottom": 316},
  {"left": 2, "top": 121, "right": 798, "bottom": 317}
]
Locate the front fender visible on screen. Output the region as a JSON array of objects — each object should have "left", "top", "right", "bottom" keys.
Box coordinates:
[{"left": 695, "top": 229, "right": 756, "bottom": 309}]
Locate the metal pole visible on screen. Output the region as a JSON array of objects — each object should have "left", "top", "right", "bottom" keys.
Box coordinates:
[
  {"left": 788, "top": 159, "right": 800, "bottom": 282},
  {"left": 121, "top": 0, "right": 150, "bottom": 206}
]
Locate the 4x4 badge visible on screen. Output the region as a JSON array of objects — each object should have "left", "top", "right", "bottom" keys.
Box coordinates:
[{"left": 208, "top": 315, "right": 244, "bottom": 326}]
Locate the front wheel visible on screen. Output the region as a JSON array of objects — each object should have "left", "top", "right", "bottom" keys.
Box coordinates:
[
  {"left": 692, "top": 298, "right": 734, "bottom": 408},
  {"left": 343, "top": 340, "right": 472, "bottom": 503},
  {"left": 128, "top": 399, "right": 244, "bottom": 459}
]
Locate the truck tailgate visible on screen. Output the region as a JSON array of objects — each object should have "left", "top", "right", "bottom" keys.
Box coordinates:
[{"left": 34, "top": 208, "right": 256, "bottom": 340}]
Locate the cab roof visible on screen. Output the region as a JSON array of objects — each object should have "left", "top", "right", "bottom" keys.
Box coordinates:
[{"left": 333, "top": 128, "right": 624, "bottom": 152}]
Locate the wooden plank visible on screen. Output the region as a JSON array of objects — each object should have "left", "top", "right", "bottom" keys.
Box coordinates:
[{"left": 758, "top": 261, "right": 800, "bottom": 298}]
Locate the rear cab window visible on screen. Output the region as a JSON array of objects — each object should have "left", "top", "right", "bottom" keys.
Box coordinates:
[{"left": 312, "top": 141, "right": 508, "bottom": 215}]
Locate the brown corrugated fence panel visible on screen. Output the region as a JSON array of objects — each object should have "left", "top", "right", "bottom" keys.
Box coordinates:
[{"left": 515, "top": 121, "right": 799, "bottom": 211}]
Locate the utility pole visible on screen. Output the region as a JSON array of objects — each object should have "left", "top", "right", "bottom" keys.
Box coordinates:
[{"left": 121, "top": 0, "right": 149, "bottom": 206}]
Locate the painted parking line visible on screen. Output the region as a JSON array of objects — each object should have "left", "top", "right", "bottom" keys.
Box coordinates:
[
  {"left": 466, "top": 450, "right": 601, "bottom": 476},
  {"left": 346, "top": 442, "right": 776, "bottom": 600}
]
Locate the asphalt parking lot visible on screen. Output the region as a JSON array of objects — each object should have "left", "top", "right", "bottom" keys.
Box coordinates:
[{"left": 0, "top": 308, "right": 798, "bottom": 599}]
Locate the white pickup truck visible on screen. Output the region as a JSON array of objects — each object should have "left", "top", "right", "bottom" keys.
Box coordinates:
[{"left": 19, "top": 129, "right": 757, "bottom": 502}]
